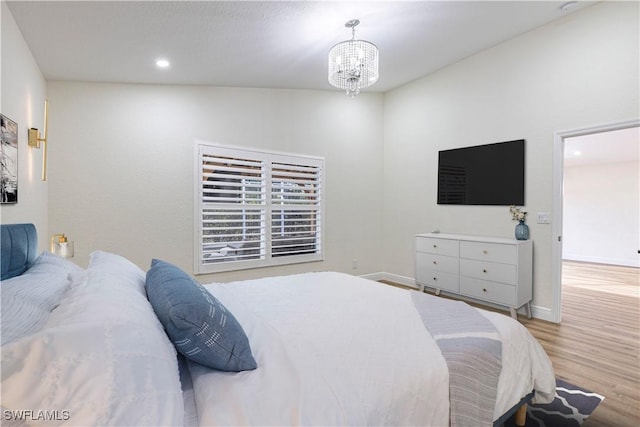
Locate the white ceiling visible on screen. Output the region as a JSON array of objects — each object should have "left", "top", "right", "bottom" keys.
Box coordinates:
[
  {"left": 6, "top": 0, "right": 595, "bottom": 92},
  {"left": 9, "top": 1, "right": 635, "bottom": 166}
]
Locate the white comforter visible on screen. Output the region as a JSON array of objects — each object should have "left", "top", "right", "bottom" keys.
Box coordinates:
[{"left": 189, "top": 272, "right": 555, "bottom": 426}]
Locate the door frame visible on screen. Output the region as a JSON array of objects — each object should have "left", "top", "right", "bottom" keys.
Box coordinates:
[{"left": 551, "top": 119, "right": 640, "bottom": 323}]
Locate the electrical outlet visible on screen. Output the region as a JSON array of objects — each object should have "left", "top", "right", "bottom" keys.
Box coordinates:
[{"left": 537, "top": 212, "right": 550, "bottom": 224}]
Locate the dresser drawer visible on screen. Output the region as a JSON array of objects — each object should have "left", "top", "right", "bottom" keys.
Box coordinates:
[
  {"left": 416, "top": 252, "right": 459, "bottom": 274},
  {"left": 416, "top": 237, "right": 459, "bottom": 257},
  {"left": 416, "top": 269, "right": 459, "bottom": 293},
  {"left": 460, "top": 259, "right": 517, "bottom": 284},
  {"left": 460, "top": 241, "right": 516, "bottom": 264},
  {"left": 460, "top": 277, "right": 516, "bottom": 306}
]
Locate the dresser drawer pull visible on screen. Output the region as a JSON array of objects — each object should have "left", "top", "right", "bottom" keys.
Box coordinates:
[
  {"left": 482, "top": 288, "right": 487, "bottom": 292},
  {"left": 483, "top": 250, "right": 488, "bottom": 254},
  {"left": 433, "top": 277, "right": 437, "bottom": 281},
  {"left": 433, "top": 261, "right": 437, "bottom": 265},
  {"left": 483, "top": 268, "right": 487, "bottom": 273},
  {"left": 433, "top": 244, "right": 437, "bottom": 248}
]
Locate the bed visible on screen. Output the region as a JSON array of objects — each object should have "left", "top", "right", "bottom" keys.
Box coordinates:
[{"left": 1, "top": 223, "right": 556, "bottom": 426}]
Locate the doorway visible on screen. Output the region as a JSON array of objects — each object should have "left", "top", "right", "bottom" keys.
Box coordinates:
[{"left": 551, "top": 120, "right": 639, "bottom": 323}]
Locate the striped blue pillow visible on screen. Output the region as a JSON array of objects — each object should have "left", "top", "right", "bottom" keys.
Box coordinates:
[{"left": 145, "top": 259, "right": 256, "bottom": 372}]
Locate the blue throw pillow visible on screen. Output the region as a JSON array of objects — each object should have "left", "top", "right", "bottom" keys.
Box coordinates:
[{"left": 145, "top": 259, "right": 257, "bottom": 372}]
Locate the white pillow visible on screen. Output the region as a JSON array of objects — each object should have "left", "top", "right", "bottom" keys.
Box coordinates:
[
  {"left": 88, "top": 250, "right": 146, "bottom": 294},
  {"left": 1, "top": 254, "right": 184, "bottom": 426},
  {"left": 0, "top": 252, "right": 80, "bottom": 346},
  {"left": 1, "top": 274, "right": 69, "bottom": 346},
  {"left": 28, "top": 251, "right": 84, "bottom": 276}
]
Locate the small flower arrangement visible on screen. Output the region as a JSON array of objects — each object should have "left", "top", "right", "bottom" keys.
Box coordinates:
[{"left": 510, "top": 205, "right": 527, "bottom": 222}]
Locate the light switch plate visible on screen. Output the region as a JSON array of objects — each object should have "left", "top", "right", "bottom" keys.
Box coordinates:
[{"left": 537, "top": 212, "right": 550, "bottom": 224}]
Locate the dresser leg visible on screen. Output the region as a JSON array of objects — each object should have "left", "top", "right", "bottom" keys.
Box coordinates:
[
  {"left": 435, "top": 289, "right": 441, "bottom": 296},
  {"left": 525, "top": 302, "right": 532, "bottom": 319},
  {"left": 509, "top": 307, "right": 517, "bottom": 319}
]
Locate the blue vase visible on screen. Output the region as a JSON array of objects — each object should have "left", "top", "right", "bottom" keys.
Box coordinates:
[{"left": 515, "top": 220, "right": 529, "bottom": 240}]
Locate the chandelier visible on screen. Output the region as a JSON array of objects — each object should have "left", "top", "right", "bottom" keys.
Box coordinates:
[{"left": 328, "top": 19, "right": 379, "bottom": 97}]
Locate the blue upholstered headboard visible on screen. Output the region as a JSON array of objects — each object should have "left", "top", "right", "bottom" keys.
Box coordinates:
[{"left": 1, "top": 223, "right": 38, "bottom": 280}]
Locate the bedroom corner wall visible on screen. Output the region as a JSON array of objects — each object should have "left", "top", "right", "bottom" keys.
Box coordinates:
[
  {"left": 46, "top": 83, "right": 385, "bottom": 282},
  {"left": 382, "top": 1, "right": 640, "bottom": 316},
  {"left": 0, "top": 3, "right": 48, "bottom": 249}
]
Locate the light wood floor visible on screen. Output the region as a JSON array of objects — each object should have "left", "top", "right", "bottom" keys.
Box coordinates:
[
  {"left": 383, "top": 260, "right": 640, "bottom": 426},
  {"left": 525, "top": 261, "right": 640, "bottom": 427}
]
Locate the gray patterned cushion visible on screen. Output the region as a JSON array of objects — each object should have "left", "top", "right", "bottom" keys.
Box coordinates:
[{"left": 145, "top": 259, "right": 257, "bottom": 372}]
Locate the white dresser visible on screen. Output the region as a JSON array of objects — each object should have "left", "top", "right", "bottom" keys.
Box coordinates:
[{"left": 415, "top": 232, "right": 532, "bottom": 319}]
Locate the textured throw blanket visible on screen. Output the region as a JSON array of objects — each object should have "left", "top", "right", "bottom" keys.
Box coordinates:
[{"left": 411, "top": 293, "right": 502, "bottom": 427}]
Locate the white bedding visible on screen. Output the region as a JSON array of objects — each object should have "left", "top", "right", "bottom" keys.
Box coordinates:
[
  {"left": 1, "top": 251, "right": 184, "bottom": 426},
  {"left": 189, "top": 272, "right": 555, "bottom": 426}
]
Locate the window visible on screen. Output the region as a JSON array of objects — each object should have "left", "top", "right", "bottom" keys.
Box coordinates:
[{"left": 195, "top": 142, "right": 324, "bottom": 274}]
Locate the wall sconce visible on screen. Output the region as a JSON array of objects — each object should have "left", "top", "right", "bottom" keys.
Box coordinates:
[
  {"left": 28, "top": 99, "right": 49, "bottom": 181},
  {"left": 50, "top": 233, "right": 74, "bottom": 258}
]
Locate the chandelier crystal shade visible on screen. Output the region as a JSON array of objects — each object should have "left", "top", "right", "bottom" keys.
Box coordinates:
[{"left": 328, "top": 19, "right": 379, "bottom": 97}]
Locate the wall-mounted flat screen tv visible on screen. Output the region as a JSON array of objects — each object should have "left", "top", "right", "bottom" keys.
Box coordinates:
[{"left": 437, "top": 139, "right": 525, "bottom": 205}]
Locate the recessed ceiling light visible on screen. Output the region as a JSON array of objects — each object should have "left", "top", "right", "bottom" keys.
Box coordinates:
[
  {"left": 155, "top": 59, "right": 170, "bottom": 68},
  {"left": 560, "top": 1, "right": 578, "bottom": 12}
]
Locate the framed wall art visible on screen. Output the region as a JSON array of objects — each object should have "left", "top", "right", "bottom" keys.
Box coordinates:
[{"left": 1, "top": 114, "right": 18, "bottom": 204}]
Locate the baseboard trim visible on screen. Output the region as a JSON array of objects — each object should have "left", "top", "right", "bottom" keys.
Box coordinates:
[
  {"left": 563, "top": 255, "right": 639, "bottom": 268},
  {"left": 362, "top": 271, "right": 555, "bottom": 322},
  {"left": 358, "top": 272, "right": 386, "bottom": 281},
  {"left": 530, "top": 305, "right": 556, "bottom": 323},
  {"left": 377, "top": 272, "right": 419, "bottom": 289}
]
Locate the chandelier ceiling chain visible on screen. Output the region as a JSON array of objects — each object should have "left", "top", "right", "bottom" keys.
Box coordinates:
[
  {"left": 328, "top": 19, "right": 379, "bottom": 98},
  {"left": 347, "top": 19, "right": 358, "bottom": 39}
]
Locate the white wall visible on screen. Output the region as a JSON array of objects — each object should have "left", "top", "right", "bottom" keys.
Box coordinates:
[
  {"left": 6, "top": 1, "right": 639, "bottom": 309},
  {"left": 0, "top": 3, "right": 48, "bottom": 249},
  {"left": 382, "top": 2, "right": 639, "bottom": 312},
  {"left": 563, "top": 160, "right": 639, "bottom": 267},
  {"left": 46, "top": 83, "right": 385, "bottom": 282}
]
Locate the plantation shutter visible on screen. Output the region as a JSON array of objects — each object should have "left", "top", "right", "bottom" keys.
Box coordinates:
[
  {"left": 271, "top": 161, "right": 322, "bottom": 258},
  {"left": 196, "top": 143, "right": 323, "bottom": 274}
]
